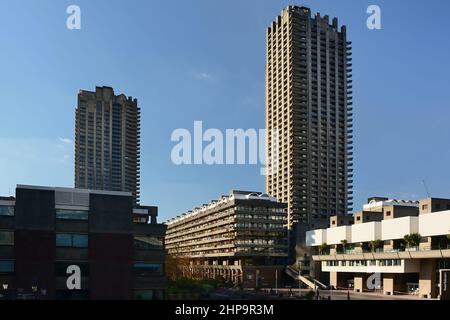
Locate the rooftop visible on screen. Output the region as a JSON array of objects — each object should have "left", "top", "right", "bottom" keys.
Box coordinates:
[{"left": 165, "top": 190, "right": 279, "bottom": 225}]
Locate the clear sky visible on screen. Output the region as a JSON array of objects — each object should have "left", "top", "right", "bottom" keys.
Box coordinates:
[{"left": 1, "top": 0, "right": 450, "bottom": 222}]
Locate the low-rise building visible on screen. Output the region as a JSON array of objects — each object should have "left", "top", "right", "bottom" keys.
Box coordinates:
[
  {"left": 0, "top": 185, "right": 167, "bottom": 300},
  {"left": 165, "top": 191, "right": 288, "bottom": 288},
  {"left": 306, "top": 197, "right": 450, "bottom": 299}
]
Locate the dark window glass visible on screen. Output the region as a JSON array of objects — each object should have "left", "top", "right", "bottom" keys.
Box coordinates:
[
  {"left": 0, "top": 206, "right": 14, "bottom": 216},
  {"left": 134, "top": 263, "right": 163, "bottom": 276},
  {"left": 0, "top": 260, "right": 14, "bottom": 273},
  {"left": 73, "top": 235, "right": 88, "bottom": 248},
  {"left": 0, "top": 231, "right": 14, "bottom": 245},
  {"left": 134, "top": 236, "right": 163, "bottom": 250},
  {"left": 56, "top": 234, "right": 88, "bottom": 248},
  {"left": 56, "top": 209, "right": 88, "bottom": 220}
]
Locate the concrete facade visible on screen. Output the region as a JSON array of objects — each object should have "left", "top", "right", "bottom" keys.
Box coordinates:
[
  {"left": 265, "top": 6, "right": 353, "bottom": 230},
  {"left": 74, "top": 86, "right": 141, "bottom": 204},
  {"left": 165, "top": 191, "right": 288, "bottom": 288},
  {"left": 306, "top": 197, "right": 450, "bottom": 299}
]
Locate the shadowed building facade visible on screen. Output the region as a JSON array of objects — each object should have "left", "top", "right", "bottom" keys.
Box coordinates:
[{"left": 0, "top": 185, "right": 166, "bottom": 300}]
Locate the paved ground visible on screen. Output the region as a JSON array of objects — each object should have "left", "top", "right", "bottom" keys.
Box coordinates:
[{"left": 211, "top": 288, "right": 431, "bottom": 300}]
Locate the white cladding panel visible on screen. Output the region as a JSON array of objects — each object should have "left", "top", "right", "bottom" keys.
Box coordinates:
[
  {"left": 351, "top": 222, "right": 382, "bottom": 243},
  {"left": 381, "top": 216, "right": 418, "bottom": 241},
  {"left": 326, "top": 226, "right": 351, "bottom": 245},
  {"left": 419, "top": 211, "right": 450, "bottom": 237}
]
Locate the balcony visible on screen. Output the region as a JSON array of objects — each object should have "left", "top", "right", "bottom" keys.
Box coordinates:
[{"left": 313, "top": 245, "right": 450, "bottom": 262}]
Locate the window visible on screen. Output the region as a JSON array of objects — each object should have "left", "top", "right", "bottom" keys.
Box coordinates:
[
  {"left": 56, "top": 234, "right": 88, "bottom": 248},
  {"left": 0, "top": 205, "right": 14, "bottom": 216},
  {"left": 0, "top": 231, "right": 14, "bottom": 246},
  {"left": 0, "top": 260, "right": 14, "bottom": 273},
  {"left": 134, "top": 263, "right": 163, "bottom": 276},
  {"left": 134, "top": 236, "right": 163, "bottom": 250},
  {"left": 356, "top": 216, "right": 361, "bottom": 221},
  {"left": 56, "top": 209, "right": 88, "bottom": 220},
  {"left": 422, "top": 204, "right": 428, "bottom": 211},
  {"left": 386, "top": 211, "right": 391, "bottom": 217}
]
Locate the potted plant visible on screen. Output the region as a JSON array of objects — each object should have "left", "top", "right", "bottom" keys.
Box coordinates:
[
  {"left": 319, "top": 243, "right": 329, "bottom": 255},
  {"left": 340, "top": 240, "right": 349, "bottom": 253}
]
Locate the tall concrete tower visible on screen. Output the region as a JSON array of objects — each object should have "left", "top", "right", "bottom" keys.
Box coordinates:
[
  {"left": 266, "top": 6, "right": 353, "bottom": 230},
  {"left": 75, "top": 86, "right": 141, "bottom": 204}
]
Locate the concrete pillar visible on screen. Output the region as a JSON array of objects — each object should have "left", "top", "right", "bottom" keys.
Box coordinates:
[
  {"left": 419, "top": 259, "right": 437, "bottom": 299},
  {"left": 354, "top": 274, "right": 367, "bottom": 293},
  {"left": 330, "top": 272, "right": 338, "bottom": 289},
  {"left": 383, "top": 274, "right": 395, "bottom": 296}
]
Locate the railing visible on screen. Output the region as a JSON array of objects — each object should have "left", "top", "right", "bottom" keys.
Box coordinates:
[{"left": 317, "top": 245, "right": 450, "bottom": 256}]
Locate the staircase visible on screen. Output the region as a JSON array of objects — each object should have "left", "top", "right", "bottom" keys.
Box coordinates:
[{"left": 285, "top": 265, "right": 327, "bottom": 290}]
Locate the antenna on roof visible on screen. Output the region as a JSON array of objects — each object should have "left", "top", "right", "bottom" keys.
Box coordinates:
[{"left": 422, "top": 180, "right": 431, "bottom": 198}]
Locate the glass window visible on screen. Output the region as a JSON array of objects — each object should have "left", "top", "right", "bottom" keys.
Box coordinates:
[
  {"left": 0, "top": 231, "right": 14, "bottom": 245},
  {"left": 0, "top": 260, "right": 14, "bottom": 273},
  {"left": 0, "top": 205, "right": 14, "bottom": 216},
  {"left": 134, "top": 236, "right": 163, "bottom": 250},
  {"left": 56, "top": 234, "right": 72, "bottom": 247},
  {"left": 56, "top": 234, "right": 88, "bottom": 248},
  {"left": 56, "top": 209, "right": 88, "bottom": 220},
  {"left": 73, "top": 235, "right": 88, "bottom": 248},
  {"left": 134, "top": 263, "right": 163, "bottom": 276}
]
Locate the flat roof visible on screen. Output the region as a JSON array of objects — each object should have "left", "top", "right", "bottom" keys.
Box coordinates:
[{"left": 16, "top": 185, "right": 132, "bottom": 197}]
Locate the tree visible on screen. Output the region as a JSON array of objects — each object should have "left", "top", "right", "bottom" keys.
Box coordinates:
[
  {"left": 340, "top": 240, "right": 349, "bottom": 252},
  {"left": 403, "top": 233, "right": 421, "bottom": 248},
  {"left": 369, "top": 240, "right": 384, "bottom": 252},
  {"left": 319, "top": 243, "right": 329, "bottom": 255}
]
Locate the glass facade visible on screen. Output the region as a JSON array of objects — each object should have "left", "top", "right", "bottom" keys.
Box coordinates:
[
  {"left": 134, "top": 236, "right": 163, "bottom": 250},
  {"left": 0, "top": 205, "right": 14, "bottom": 216},
  {"left": 0, "top": 231, "right": 14, "bottom": 245},
  {"left": 0, "top": 260, "right": 14, "bottom": 273},
  {"left": 56, "top": 234, "right": 88, "bottom": 248},
  {"left": 56, "top": 209, "right": 88, "bottom": 220}
]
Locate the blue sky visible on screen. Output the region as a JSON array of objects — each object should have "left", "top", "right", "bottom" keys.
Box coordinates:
[{"left": 1, "top": 0, "right": 449, "bottom": 222}]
